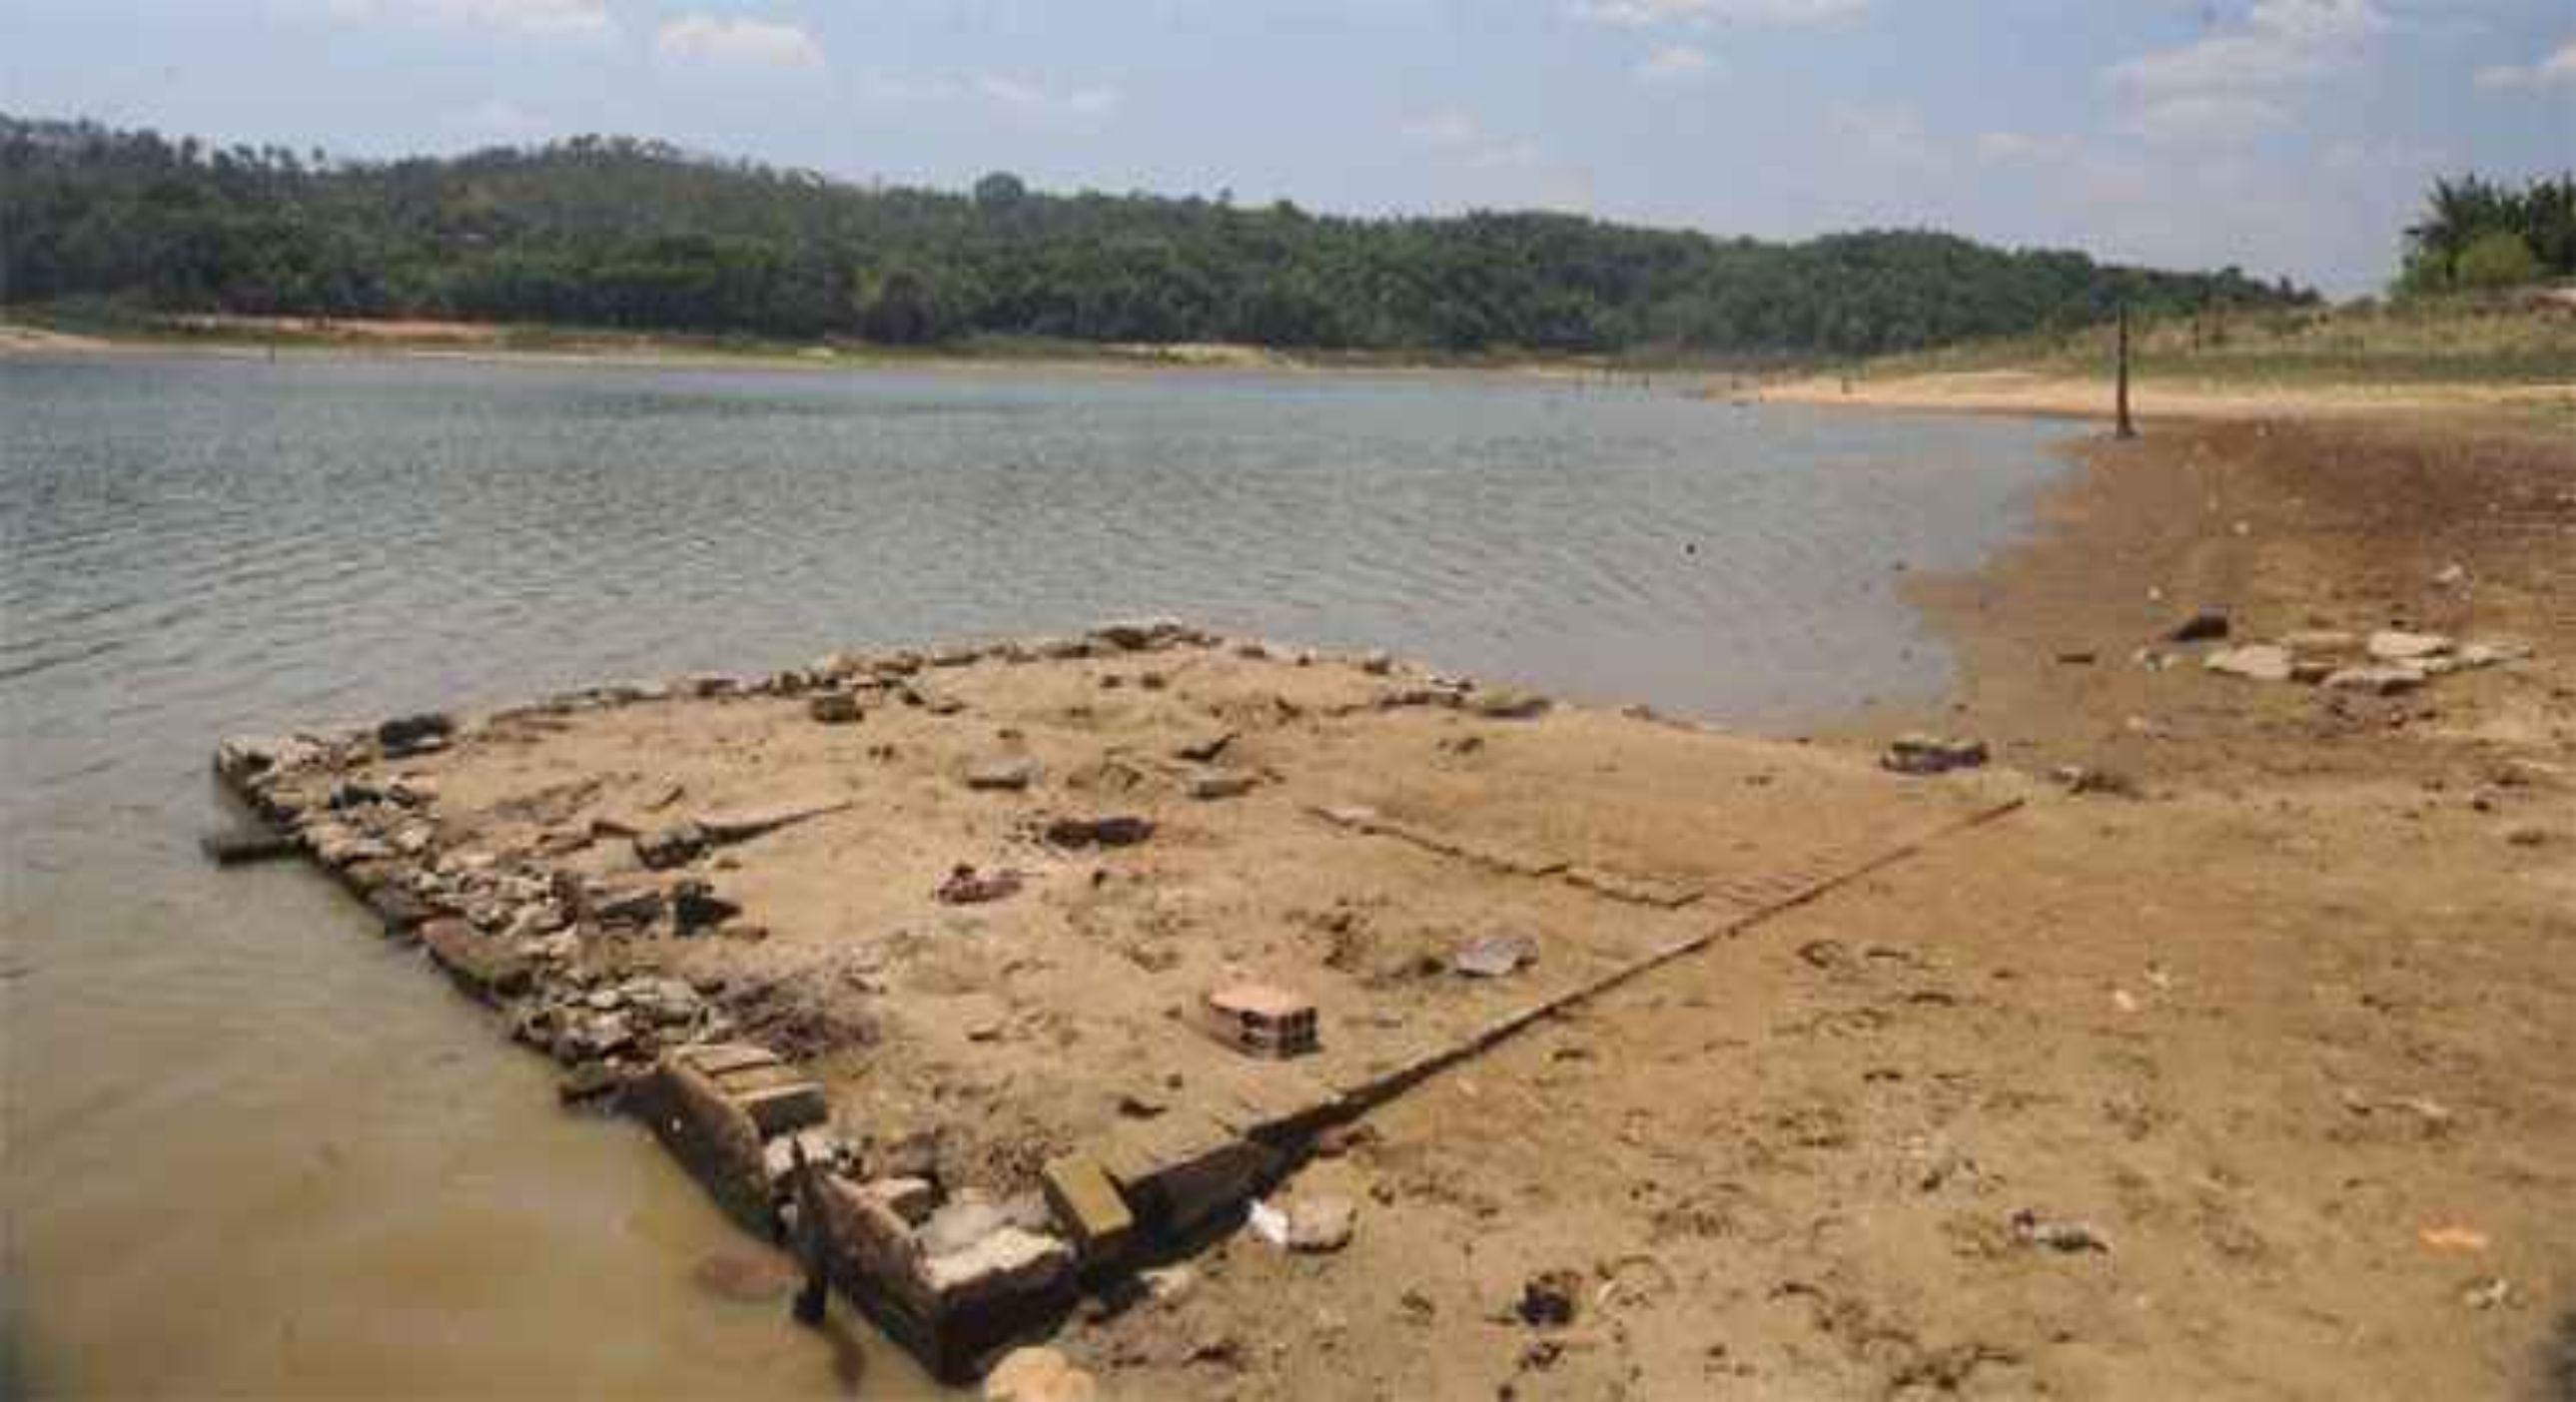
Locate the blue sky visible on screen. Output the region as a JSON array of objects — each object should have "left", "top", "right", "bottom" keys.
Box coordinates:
[{"left": 5, "top": 0, "right": 2570, "bottom": 295}]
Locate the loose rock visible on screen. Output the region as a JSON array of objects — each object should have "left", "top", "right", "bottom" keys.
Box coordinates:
[
  {"left": 2168, "top": 606, "right": 2230, "bottom": 643},
  {"left": 1043, "top": 815, "right": 1156, "bottom": 849},
  {"left": 1285, "top": 1194, "right": 1357, "bottom": 1252},
  {"left": 2204, "top": 644, "right": 2293, "bottom": 682},
  {"left": 2282, "top": 629, "right": 2358, "bottom": 654},
  {"left": 1187, "top": 771, "right": 1258, "bottom": 801},
  {"left": 1881, "top": 734, "right": 1989, "bottom": 776},
  {"left": 2367, "top": 629, "right": 2454, "bottom": 663},
  {"left": 1471, "top": 688, "right": 1551, "bottom": 721},
  {"left": 2322, "top": 664, "right": 2427, "bottom": 696},
  {"left": 1516, "top": 1270, "right": 1583, "bottom": 1328},
  {"left": 982, "top": 1346, "right": 1097, "bottom": 1402},
  {"left": 635, "top": 821, "right": 709, "bottom": 871},
  {"left": 2011, "top": 1208, "right": 2112, "bottom": 1254},
  {"left": 937, "top": 865, "right": 1024, "bottom": 905},
  {"left": 1452, "top": 930, "right": 1538, "bottom": 979},
  {"left": 378, "top": 712, "right": 454, "bottom": 757},
  {"left": 966, "top": 757, "right": 1041, "bottom": 793}
]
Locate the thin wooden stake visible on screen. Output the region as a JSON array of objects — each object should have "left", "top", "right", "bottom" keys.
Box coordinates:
[{"left": 2115, "top": 301, "right": 2139, "bottom": 439}]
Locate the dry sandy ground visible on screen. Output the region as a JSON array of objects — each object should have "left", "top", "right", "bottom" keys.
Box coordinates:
[
  {"left": 0, "top": 323, "right": 112, "bottom": 353},
  {"left": 1754, "top": 368, "right": 2576, "bottom": 422},
  {"left": 1031, "top": 416, "right": 2575, "bottom": 1400}
]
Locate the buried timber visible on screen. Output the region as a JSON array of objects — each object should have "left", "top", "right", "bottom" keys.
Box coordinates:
[{"left": 210, "top": 621, "right": 2024, "bottom": 1385}]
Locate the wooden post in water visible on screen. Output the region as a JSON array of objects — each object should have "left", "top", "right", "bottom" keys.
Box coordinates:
[
  {"left": 2114, "top": 301, "right": 2139, "bottom": 439},
  {"left": 788, "top": 1139, "right": 828, "bottom": 1327}
]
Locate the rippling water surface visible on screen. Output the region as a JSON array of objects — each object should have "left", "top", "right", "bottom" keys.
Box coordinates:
[{"left": 0, "top": 353, "right": 2065, "bottom": 1396}]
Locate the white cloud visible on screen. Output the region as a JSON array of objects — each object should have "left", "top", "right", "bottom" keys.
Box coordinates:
[
  {"left": 2123, "top": 94, "right": 2291, "bottom": 146},
  {"left": 1569, "top": 0, "right": 1865, "bottom": 28},
  {"left": 1636, "top": 44, "right": 1713, "bottom": 83},
  {"left": 1828, "top": 104, "right": 1944, "bottom": 170},
  {"left": 975, "top": 76, "right": 1120, "bottom": 117},
  {"left": 854, "top": 73, "right": 1120, "bottom": 117},
  {"left": 1974, "top": 130, "right": 2074, "bottom": 164},
  {"left": 859, "top": 75, "right": 966, "bottom": 104},
  {"left": 2109, "top": 0, "right": 2388, "bottom": 94},
  {"left": 1468, "top": 140, "right": 1547, "bottom": 171},
  {"left": 319, "top": 0, "right": 612, "bottom": 37},
  {"left": 1401, "top": 110, "right": 1559, "bottom": 179},
  {"left": 2474, "top": 38, "right": 2576, "bottom": 91},
  {"left": 1401, "top": 110, "right": 1483, "bottom": 148},
  {"left": 655, "top": 15, "right": 823, "bottom": 69},
  {"left": 2321, "top": 137, "right": 2446, "bottom": 174},
  {"left": 443, "top": 97, "right": 548, "bottom": 140}
]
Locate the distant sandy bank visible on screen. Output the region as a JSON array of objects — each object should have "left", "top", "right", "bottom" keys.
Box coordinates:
[{"left": 1751, "top": 367, "right": 2576, "bottom": 421}]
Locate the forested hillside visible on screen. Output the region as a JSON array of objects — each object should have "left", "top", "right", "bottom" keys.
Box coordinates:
[{"left": 2, "top": 116, "right": 2313, "bottom": 357}]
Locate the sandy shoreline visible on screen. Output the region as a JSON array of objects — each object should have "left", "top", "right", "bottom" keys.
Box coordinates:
[
  {"left": 0, "top": 317, "right": 1651, "bottom": 383},
  {"left": 197, "top": 398, "right": 2576, "bottom": 1397},
  {"left": 1753, "top": 366, "right": 2576, "bottom": 422}
]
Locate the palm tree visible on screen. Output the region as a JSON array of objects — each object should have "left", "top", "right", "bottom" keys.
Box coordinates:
[{"left": 2405, "top": 176, "right": 2507, "bottom": 285}]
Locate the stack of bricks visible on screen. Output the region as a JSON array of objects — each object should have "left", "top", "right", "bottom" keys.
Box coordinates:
[{"left": 1202, "top": 984, "right": 1318, "bottom": 1058}]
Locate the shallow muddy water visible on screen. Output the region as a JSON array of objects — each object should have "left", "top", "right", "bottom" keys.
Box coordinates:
[{"left": 0, "top": 353, "right": 2065, "bottom": 1395}]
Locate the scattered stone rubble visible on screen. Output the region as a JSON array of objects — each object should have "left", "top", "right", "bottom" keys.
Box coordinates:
[
  {"left": 208, "top": 616, "right": 2031, "bottom": 1387},
  {"left": 209, "top": 618, "right": 1612, "bottom": 1384},
  {"left": 2180, "top": 625, "right": 2533, "bottom": 695}
]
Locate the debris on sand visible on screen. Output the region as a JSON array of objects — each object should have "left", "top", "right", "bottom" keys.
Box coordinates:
[
  {"left": 1470, "top": 687, "right": 1553, "bottom": 720},
  {"left": 2418, "top": 1224, "right": 2490, "bottom": 1253},
  {"left": 2052, "top": 765, "right": 2142, "bottom": 798},
  {"left": 634, "top": 820, "right": 709, "bottom": 871},
  {"left": 982, "top": 1346, "right": 1098, "bottom": 1402},
  {"left": 1451, "top": 930, "right": 1539, "bottom": 979},
  {"left": 937, "top": 864, "right": 1025, "bottom": 905},
  {"left": 2321, "top": 664, "right": 2427, "bottom": 696},
  {"left": 671, "top": 879, "right": 741, "bottom": 934},
  {"left": 2204, "top": 644, "right": 2294, "bottom": 682},
  {"left": 2458, "top": 1277, "right": 2511, "bottom": 1311},
  {"left": 378, "top": 711, "right": 455, "bottom": 758},
  {"left": 1187, "top": 771, "right": 1259, "bottom": 801},
  {"left": 1249, "top": 1193, "right": 1357, "bottom": 1253},
  {"left": 1202, "top": 983, "right": 1318, "bottom": 1058},
  {"left": 1516, "top": 1270, "right": 1584, "bottom": 1328},
  {"left": 1174, "top": 730, "right": 1237, "bottom": 763},
  {"left": 2011, "top": 1209, "right": 2112, "bottom": 1254},
  {"left": 1041, "top": 815, "right": 1156, "bottom": 849},
  {"left": 966, "top": 756, "right": 1042, "bottom": 792},
  {"left": 809, "top": 692, "right": 864, "bottom": 725},
  {"left": 2367, "top": 629, "right": 2454, "bottom": 663},
  {"left": 2168, "top": 606, "right": 2231, "bottom": 643},
  {"left": 1882, "top": 734, "right": 1990, "bottom": 776}
]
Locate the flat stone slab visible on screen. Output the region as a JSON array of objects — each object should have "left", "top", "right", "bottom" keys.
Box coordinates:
[{"left": 422, "top": 918, "right": 533, "bottom": 998}]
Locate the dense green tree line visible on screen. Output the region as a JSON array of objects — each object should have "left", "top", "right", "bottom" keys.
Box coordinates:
[
  {"left": 2399, "top": 174, "right": 2576, "bottom": 296},
  {"left": 2, "top": 115, "right": 2311, "bottom": 356}
]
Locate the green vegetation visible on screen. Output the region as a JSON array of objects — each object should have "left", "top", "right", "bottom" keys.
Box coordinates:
[
  {"left": 1866, "top": 290, "right": 2576, "bottom": 387},
  {"left": 2398, "top": 174, "right": 2575, "bottom": 297},
  {"left": 3, "top": 115, "right": 2309, "bottom": 359}
]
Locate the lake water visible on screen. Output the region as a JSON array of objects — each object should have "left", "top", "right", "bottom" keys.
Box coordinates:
[{"left": 0, "top": 353, "right": 2066, "bottom": 1396}]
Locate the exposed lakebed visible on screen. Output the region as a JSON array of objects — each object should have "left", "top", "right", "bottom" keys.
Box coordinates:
[{"left": 0, "top": 354, "right": 2065, "bottom": 1394}]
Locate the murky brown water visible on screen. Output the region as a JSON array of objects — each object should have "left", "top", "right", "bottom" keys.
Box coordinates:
[{"left": 0, "top": 353, "right": 2065, "bottom": 1395}]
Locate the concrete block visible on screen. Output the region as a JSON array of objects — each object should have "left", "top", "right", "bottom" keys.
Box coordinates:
[{"left": 1040, "top": 1155, "right": 1136, "bottom": 1262}]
